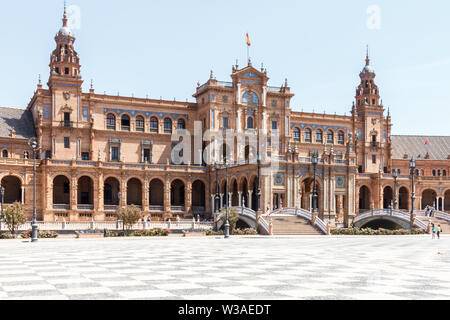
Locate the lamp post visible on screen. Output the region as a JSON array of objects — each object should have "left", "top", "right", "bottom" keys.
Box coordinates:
[
  {"left": 410, "top": 158, "right": 416, "bottom": 215},
  {"left": 312, "top": 151, "right": 319, "bottom": 214},
  {"left": 224, "top": 157, "right": 230, "bottom": 239},
  {"left": 392, "top": 169, "right": 398, "bottom": 210},
  {"left": 0, "top": 186, "right": 4, "bottom": 230},
  {"left": 287, "top": 143, "right": 298, "bottom": 208},
  {"left": 214, "top": 162, "right": 220, "bottom": 213},
  {"left": 28, "top": 137, "right": 40, "bottom": 242}
]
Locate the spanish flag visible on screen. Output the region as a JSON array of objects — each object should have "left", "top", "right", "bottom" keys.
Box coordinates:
[{"left": 246, "top": 33, "right": 251, "bottom": 47}]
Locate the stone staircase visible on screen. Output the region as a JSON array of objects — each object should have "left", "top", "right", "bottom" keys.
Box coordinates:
[
  {"left": 417, "top": 215, "right": 450, "bottom": 234},
  {"left": 267, "top": 215, "right": 323, "bottom": 235}
]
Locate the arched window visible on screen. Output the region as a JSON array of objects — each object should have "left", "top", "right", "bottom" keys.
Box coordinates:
[
  {"left": 24, "top": 151, "right": 29, "bottom": 159},
  {"left": 242, "top": 91, "right": 259, "bottom": 105},
  {"left": 438, "top": 170, "right": 441, "bottom": 177},
  {"left": 293, "top": 128, "right": 300, "bottom": 142},
  {"left": 444, "top": 170, "right": 447, "bottom": 177},
  {"left": 177, "top": 119, "right": 186, "bottom": 129},
  {"left": 106, "top": 114, "right": 116, "bottom": 130},
  {"left": 164, "top": 118, "right": 172, "bottom": 133},
  {"left": 150, "top": 117, "right": 159, "bottom": 133},
  {"left": 135, "top": 116, "right": 145, "bottom": 132},
  {"left": 121, "top": 115, "right": 130, "bottom": 131},
  {"left": 316, "top": 129, "right": 323, "bottom": 144},
  {"left": 305, "top": 129, "right": 312, "bottom": 143},
  {"left": 247, "top": 117, "right": 254, "bottom": 129},
  {"left": 432, "top": 170, "right": 436, "bottom": 177},
  {"left": 338, "top": 131, "right": 345, "bottom": 145},
  {"left": 2, "top": 150, "right": 8, "bottom": 158},
  {"left": 327, "top": 130, "right": 334, "bottom": 144}
]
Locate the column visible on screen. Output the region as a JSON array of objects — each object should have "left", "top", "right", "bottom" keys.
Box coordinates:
[
  {"left": 219, "top": 193, "right": 224, "bottom": 208},
  {"left": 164, "top": 179, "right": 171, "bottom": 212},
  {"left": 262, "top": 86, "right": 267, "bottom": 107},
  {"left": 236, "top": 83, "right": 241, "bottom": 104},
  {"left": 238, "top": 192, "right": 242, "bottom": 207},
  {"left": 21, "top": 186, "right": 25, "bottom": 205},
  {"left": 248, "top": 190, "right": 253, "bottom": 210},
  {"left": 228, "top": 192, "right": 232, "bottom": 207},
  {"left": 71, "top": 175, "right": 77, "bottom": 211},
  {"left": 186, "top": 181, "right": 192, "bottom": 214},
  {"left": 237, "top": 109, "right": 242, "bottom": 133},
  {"left": 211, "top": 194, "right": 215, "bottom": 213},
  {"left": 262, "top": 112, "right": 267, "bottom": 134},
  {"left": 143, "top": 177, "right": 149, "bottom": 212},
  {"left": 97, "top": 172, "right": 104, "bottom": 212}
]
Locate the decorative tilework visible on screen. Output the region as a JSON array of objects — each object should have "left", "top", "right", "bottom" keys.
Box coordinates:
[{"left": 290, "top": 122, "right": 348, "bottom": 133}]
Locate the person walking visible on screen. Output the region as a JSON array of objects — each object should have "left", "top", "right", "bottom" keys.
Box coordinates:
[
  {"left": 147, "top": 216, "right": 151, "bottom": 224},
  {"left": 431, "top": 223, "right": 435, "bottom": 239},
  {"left": 437, "top": 225, "right": 441, "bottom": 240}
]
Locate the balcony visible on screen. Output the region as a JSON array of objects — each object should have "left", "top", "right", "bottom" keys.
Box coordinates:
[
  {"left": 192, "top": 206, "right": 205, "bottom": 213},
  {"left": 171, "top": 206, "right": 185, "bottom": 212},
  {"left": 53, "top": 204, "right": 70, "bottom": 210},
  {"left": 371, "top": 141, "right": 380, "bottom": 147},
  {"left": 77, "top": 204, "right": 94, "bottom": 210},
  {"left": 104, "top": 205, "right": 118, "bottom": 211},
  {"left": 149, "top": 205, "right": 164, "bottom": 211},
  {"left": 61, "top": 121, "right": 74, "bottom": 128}
]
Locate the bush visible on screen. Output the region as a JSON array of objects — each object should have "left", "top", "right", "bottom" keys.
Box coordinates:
[
  {"left": 331, "top": 228, "right": 427, "bottom": 235},
  {"left": 206, "top": 228, "right": 258, "bottom": 236},
  {"left": 115, "top": 205, "right": 142, "bottom": 230},
  {"left": 21, "top": 230, "right": 58, "bottom": 239},
  {"left": 3, "top": 202, "right": 26, "bottom": 236},
  {"left": 105, "top": 228, "right": 170, "bottom": 237},
  {"left": 0, "top": 232, "right": 16, "bottom": 239}
]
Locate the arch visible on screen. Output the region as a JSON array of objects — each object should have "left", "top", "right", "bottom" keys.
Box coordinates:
[
  {"left": 2, "top": 150, "right": 8, "bottom": 158},
  {"left": 127, "top": 178, "right": 142, "bottom": 206},
  {"left": 398, "top": 186, "right": 409, "bottom": 210},
  {"left": 104, "top": 177, "right": 120, "bottom": 205},
  {"left": 383, "top": 186, "right": 393, "bottom": 209},
  {"left": 164, "top": 118, "right": 173, "bottom": 134},
  {"left": 149, "top": 178, "right": 164, "bottom": 206},
  {"left": 171, "top": 179, "right": 185, "bottom": 206},
  {"left": 337, "top": 130, "right": 345, "bottom": 145},
  {"left": 304, "top": 128, "right": 312, "bottom": 143},
  {"left": 192, "top": 180, "right": 206, "bottom": 208},
  {"left": 326, "top": 129, "right": 334, "bottom": 144},
  {"left": 242, "top": 91, "right": 259, "bottom": 105},
  {"left": 177, "top": 118, "right": 186, "bottom": 129},
  {"left": 150, "top": 116, "right": 159, "bottom": 133},
  {"left": 77, "top": 176, "right": 94, "bottom": 205},
  {"left": 135, "top": 115, "right": 145, "bottom": 132},
  {"left": 300, "top": 177, "right": 322, "bottom": 212},
  {"left": 360, "top": 218, "right": 405, "bottom": 230},
  {"left": 231, "top": 178, "right": 239, "bottom": 206},
  {"left": 53, "top": 175, "right": 70, "bottom": 205},
  {"left": 250, "top": 176, "right": 258, "bottom": 211},
  {"left": 359, "top": 185, "right": 371, "bottom": 210},
  {"left": 247, "top": 116, "right": 254, "bottom": 129},
  {"left": 293, "top": 127, "right": 301, "bottom": 142},
  {"left": 444, "top": 190, "right": 450, "bottom": 211},
  {"left": 422, "top": 189, "right": 437, "bottom": 209},
  {"left": 315, "top": 129, "right": 323, "bottom": 144},
  {"left": 220, "top": 142, "right": 232, "bottom": 163},
  {"left": 121, "top": 114, "right": 131, "bottom": 131},
  {"left": 1, "top": 176, "right": 22, "bottom": 204},
  {"left": 106, "top": 113, "right": 116, "bottom": 130}
]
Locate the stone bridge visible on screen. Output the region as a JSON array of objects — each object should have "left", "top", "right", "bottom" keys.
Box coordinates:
[{"left": 353, "top": 209, "right": 428, "bottom": 230}]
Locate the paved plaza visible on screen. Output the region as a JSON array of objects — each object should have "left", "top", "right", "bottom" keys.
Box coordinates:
[{"left": 0, "top": 235, "right": 449, "bottom": 300}]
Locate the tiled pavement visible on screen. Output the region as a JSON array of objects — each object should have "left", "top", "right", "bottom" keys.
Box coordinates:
[{"left": 0, "top": 235, "right": 449, "bottom": 300}]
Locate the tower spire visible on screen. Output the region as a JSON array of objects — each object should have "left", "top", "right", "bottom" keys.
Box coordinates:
[
  {"left": 365, "top": 45, "right": 370, "bottom": 66},
  {"left": 62, "top": 1, "right": 68, "bottom": 27}
]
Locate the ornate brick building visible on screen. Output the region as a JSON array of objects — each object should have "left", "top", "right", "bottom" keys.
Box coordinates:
[{"left": 0, "top": 8, "right": 448, "bottom": 226}]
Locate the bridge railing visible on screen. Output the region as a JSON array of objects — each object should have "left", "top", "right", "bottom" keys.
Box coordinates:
[
  {"left": 434, "top": 210, "right": 450, "bottom": 222},
  {"left": 353, "top": 209, "right": 428, "bottom": 230},
  {"left": 314, "top": 216, "right": 327, "bottom": 234}
]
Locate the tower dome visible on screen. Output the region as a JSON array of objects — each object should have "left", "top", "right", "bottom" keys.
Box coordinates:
[{"left": 58, "top": 26, "right": 72, "bottom": 36}]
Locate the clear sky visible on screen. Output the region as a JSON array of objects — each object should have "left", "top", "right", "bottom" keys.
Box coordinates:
[{"left": 0, "top": 0, "right": 449, "bottom": 136}]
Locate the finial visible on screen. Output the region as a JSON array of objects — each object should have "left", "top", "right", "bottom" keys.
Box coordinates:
[
  {"left": 235, "top": 59, "right": 239, "bottom": 68},
  {"left": 63, "top": 0, "right": 68, "bottom": 27},
  {"left": 38, "top": 74, "right": 42, "bottom": 85},
  {"left": 365, "top": 45, "right": 370, "bottom": 66},
  {"left": 197, "top": 81, "right": 200, "bottom": 88},
  {"left": 261, "top": 63, "right": 264, "bottom": 72},
  {"left": 284, "top": 78, "right": 288, "bottom": 87},
  {"left": 90, "top": 79, "right": 93, "bottom": 90},
  {"left": 210, "top": 70, "right": 214, "bottom": 80}
]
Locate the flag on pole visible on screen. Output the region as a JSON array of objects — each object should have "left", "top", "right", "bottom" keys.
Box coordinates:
[
  {"left": 246, "top": 33, "right": 251, "bottom": 47},
  {"left": 425, "top": 140, "right": 428, "bottom": 145}
]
